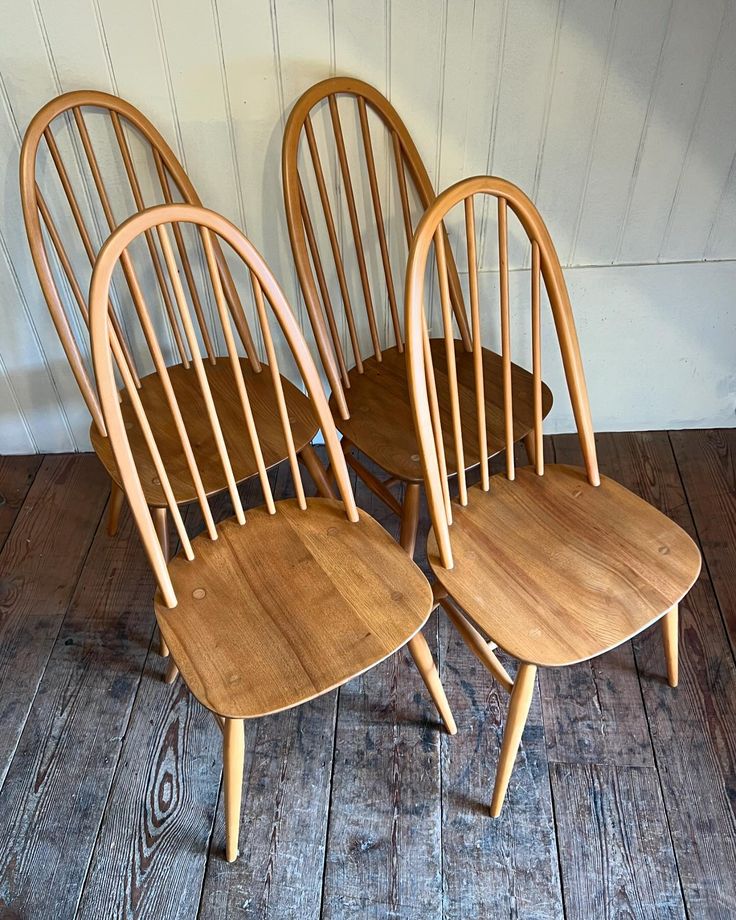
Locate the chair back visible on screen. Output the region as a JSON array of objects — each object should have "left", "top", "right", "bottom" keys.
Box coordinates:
[
  {"left": 20, "top": 90, "right": 257, "bottom": 436},
  {"left": 405, "top": 176, "right": 599, "bottom": 569},
  {"left": 282, "top": 76, "right": 471, "bottom": 418},
  {"left": 89, "top": 203, "right": 358, "bottom": 608}
]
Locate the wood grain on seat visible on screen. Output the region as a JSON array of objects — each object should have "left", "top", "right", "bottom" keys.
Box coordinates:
[
  {"left": 428, "top": 465, "right": 701, "bottom": 668},
  {"left": 156, "top": 499, "right": 433, "bottom": 719},
  {"left": 332, "top": 339, "right": 553, "bottom": 483},
  {"left": 92, "top": 359, "right": 318, "bottom": 506}
]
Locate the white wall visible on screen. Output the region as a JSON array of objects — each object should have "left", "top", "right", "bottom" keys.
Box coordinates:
[{"left": 0, "top": 0, "right": 734, "bottom": 453}]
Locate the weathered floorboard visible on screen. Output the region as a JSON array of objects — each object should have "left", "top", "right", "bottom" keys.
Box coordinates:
[
  {"left": 555, "top": 430, "right": 736, "bottom": 918},
  {"left": 198, "top": 465, "right": 339, "bottom": 920},
  {"left": 550, "top": 763, "right": 686, "bottom": 919},
  {"left": 0, "top": 434, "right": 732, "bottom": 918},
  {"left": 321, "top": 456, "right": 444, "bottom": 920},
  {"left": 76, "top": 674, "right": 222, "bottom": 920},
  {"left": 0, "top": 454, "right": 108, "bottom": 790},
  {"left": 670, "top": 427, "right": 736, "bottom": 662},
  {"left": 0, "top": 499, "right": 155, "bottom": 918},
  {"left": 439, "top": 620, "right": 564, "bottom": 919},
  {"left": 0, "top": 455, "right": 42, "bottom": 553},
  {"left": 436, "top": 440, "right": 563, "bottom": 919}
]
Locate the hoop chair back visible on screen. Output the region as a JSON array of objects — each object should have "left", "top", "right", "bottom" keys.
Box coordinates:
[
  {"left": 20, "top": 90, "right": 257, "bottom": 437},
  {"left": 89, "top": 203, "right": 358, "bottom": 608},
  {"left": 405, "top": 176, "right": 600, "bottom": 569},
  {"left": 283, "top": 76, "right": 471, "bottom": 419}
]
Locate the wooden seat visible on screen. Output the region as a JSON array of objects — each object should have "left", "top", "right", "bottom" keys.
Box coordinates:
[
  {"left": 282, "top": 76, "right": 553, "bottom": 557},
  {"left": 92, "top": 359, "right": 317, "bottom": 506},
  {"left": 20, "top": 90, "right": 333, "bottom": 670},
  {"left": 158, "top": 499, "right": 431, "bottom": 719},
  {"left": 332, "top": 339, "right": 552, "bottom": 483},
  {"left": 89, "top": 203, "right": 455, "bottom": 862},
  {"left": 428, "top": 466, "right": 700, "bottom": 668},
  {"left": 405, "top": 175, "right": 702, "bottom": 818}
]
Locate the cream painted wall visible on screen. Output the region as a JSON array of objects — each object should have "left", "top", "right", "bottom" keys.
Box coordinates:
[{"left": 0, "top": 0, "right": 734, "bottom": 453}]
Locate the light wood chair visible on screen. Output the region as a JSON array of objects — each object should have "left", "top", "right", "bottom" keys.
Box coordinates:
[
  {"left": 20, "top": 91, "right": 334, "bottom": 671},
  {"left": 404, "top": 175, "right": 702, "bottom": 816},
  {"left": 89, "top": 202, "right": 455, "bottom": 860},
  {"left": 282, "top": 77, "right": 553, "bottom": 564}
]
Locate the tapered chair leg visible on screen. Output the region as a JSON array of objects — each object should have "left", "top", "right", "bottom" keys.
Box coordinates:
[
  {"left": 661, "top": 604, "right": 679, "bottom": 688},
  {"left": 397, "top": 481, "right": 456, "bottom": 734},
  {"left": 399, "top": 482, "right": 421, "bottom": 558},
  {"left": 299, "top": 443, "right": 337, "bottom": 499},
  {"left": 407, "top": 632, "right": 457, "bottom": 735},
  {"left": 223, "top": 718, "right": 245, "bottom": 862},
  {"left": 152, "top": 507, "right": 177, "bottom": 676},
  {"left": 107, "top": 480, "right": 124, "bottom": 536},
  {"left": 522, "top": 431, "right": 536, "bottom": 466},
  {"left": 490, "top": 662, "right": 537, "bottom": 817}
]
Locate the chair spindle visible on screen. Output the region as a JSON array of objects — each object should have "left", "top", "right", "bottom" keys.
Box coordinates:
[
  {"left": 357, "top": 97, "right": 402, "bottom": 351},
  {"left": 498, "top": 197, "right": 514, "bottom": 481},
  {"left": 435, "top": 227, "right": 467, "bottom": 506},
  {"left": 327, "top": 94, "right": 382, "bottom": 361},
  {"left": 464, "top": 196, "right": 489, "bottom": 491}
]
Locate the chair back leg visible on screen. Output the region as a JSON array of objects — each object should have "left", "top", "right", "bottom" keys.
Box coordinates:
[
  {"left": 224, "top": 718, "right": 245, "bottom": 862},
  {"left": 490, "top": 662, "right": 537, "bottom": 817},
  {"left": 661, "top": 604, "right": 679, "bottom": 688}
]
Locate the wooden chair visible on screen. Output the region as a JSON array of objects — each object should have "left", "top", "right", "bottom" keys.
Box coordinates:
[
  {"left": 89, "top": 202, "right": 456, "bottom": 860},
  {"left": 282, "top": 76, "right": 553, "bottom": 564},
  {"left": 404, "top": 175, "right": 702, "bottom": 816},
  {"left": 20, "top": 91, "right": 333, "bottom": 670}
]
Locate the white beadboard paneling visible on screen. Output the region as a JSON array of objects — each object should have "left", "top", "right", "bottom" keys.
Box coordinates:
[
  {"left": 572, "top": 0, "right": 672, "bottom": 266},
  {"left": 0, "top": 0, "right": 733, "bottom": 452},
  {"left": 660, "top": 0, "right": 736, "bottom": 262},
  {"left": 617, "top": 0, "right": 726, "bottom": 263},
  {"left": 476, "top": 0, "right": 562, "bottom": 271},
  {"left": 535, "top": 0, "right": 618, "bottom": 267},
  {"left": 0, "top": 350, "right": 34, "bottom": 454},
  {"left": 474, "top": 258, "right": 736, "bottom": 433}
]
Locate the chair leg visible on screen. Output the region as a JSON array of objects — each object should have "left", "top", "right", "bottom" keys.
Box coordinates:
[
  {"left": 107, "top": 480, "right": 124, "bottom": 536},
  {"left": 407, "top": 632, "right": 457, "bottom": 735},
  {"left": 299, "top": 443, "right": 337, "bottom": 499},
  {"left": 152, "top": 507, "right": 176, "bottom": 672},
  {"left": 490, "top": 662, "right": 537, "bottom": 817},
  {"left": 399, "top": 482, "right": 421, "bottom": 559},
  {"left": 398, "top": 481, "right": 456, "bottom": 734},
  {"left": 223, "top": 718, "right": 245, "bottom": 862},
  {"left": 661, "top": 604, "right": 679, "bottom": 688},
  {"left": 522, "top": 431, "right": 536, "bottom": 466}
]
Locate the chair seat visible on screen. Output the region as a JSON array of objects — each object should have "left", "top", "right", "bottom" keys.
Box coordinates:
[
  {"left": 428, "top": 465, "right": 701, "bottom": 668},
  {"left": 155, "top": 498, "right": 433, "bottom": 718},
  {"left": 329, "top": 339, "right": 553, "bottom": 483},
  {"left": 92, "top": 358, "right": 318, "bottom": 506}
]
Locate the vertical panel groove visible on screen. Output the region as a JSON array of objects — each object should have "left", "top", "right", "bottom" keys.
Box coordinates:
[
  {"left": 613, "top": 0, "right": 675, "bottom": 263},
  {"left": 704, "top": 145, "right": 736, "bottom": 259},
  {"left": 657, "top": 0, "right": 729, "bottom": 261},
  {"left": 568, "top": 0, "right": 620, "bottom": 266},
  {"left": 476, "top": 0, "right": 509, "bottom": 265}
]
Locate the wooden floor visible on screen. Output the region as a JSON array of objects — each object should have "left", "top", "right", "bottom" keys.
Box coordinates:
[{"left": 0, "top": 430, "right": 735, "bottom": 919}]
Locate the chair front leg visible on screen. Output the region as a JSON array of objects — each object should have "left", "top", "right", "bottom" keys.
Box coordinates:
[
  {"left": 107, "top": 480, "right": 125, "bottom": 536},
  {"left": 399, "top": 482, "right": 456, "bottom": 734},
  {"left": 661, "top": 604, "right": 679, "bottom": 688},
  {"left": 223, "top": 717, "right": 245, "bottom": 862},
  {"left": 399, "top": 482, "right": 421, "bottom": 558},
  {"left": 490, "top": 662, "right": 537, "bottom": 817},
  {"left": 152, "top": 506, "right": 178, "bottom": 681},
  {"left": 522, "top": 431, "right": 536, "bottom": 466},
  {"left": 298, "top": 443, "right": 337, "bottom": 499}
]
